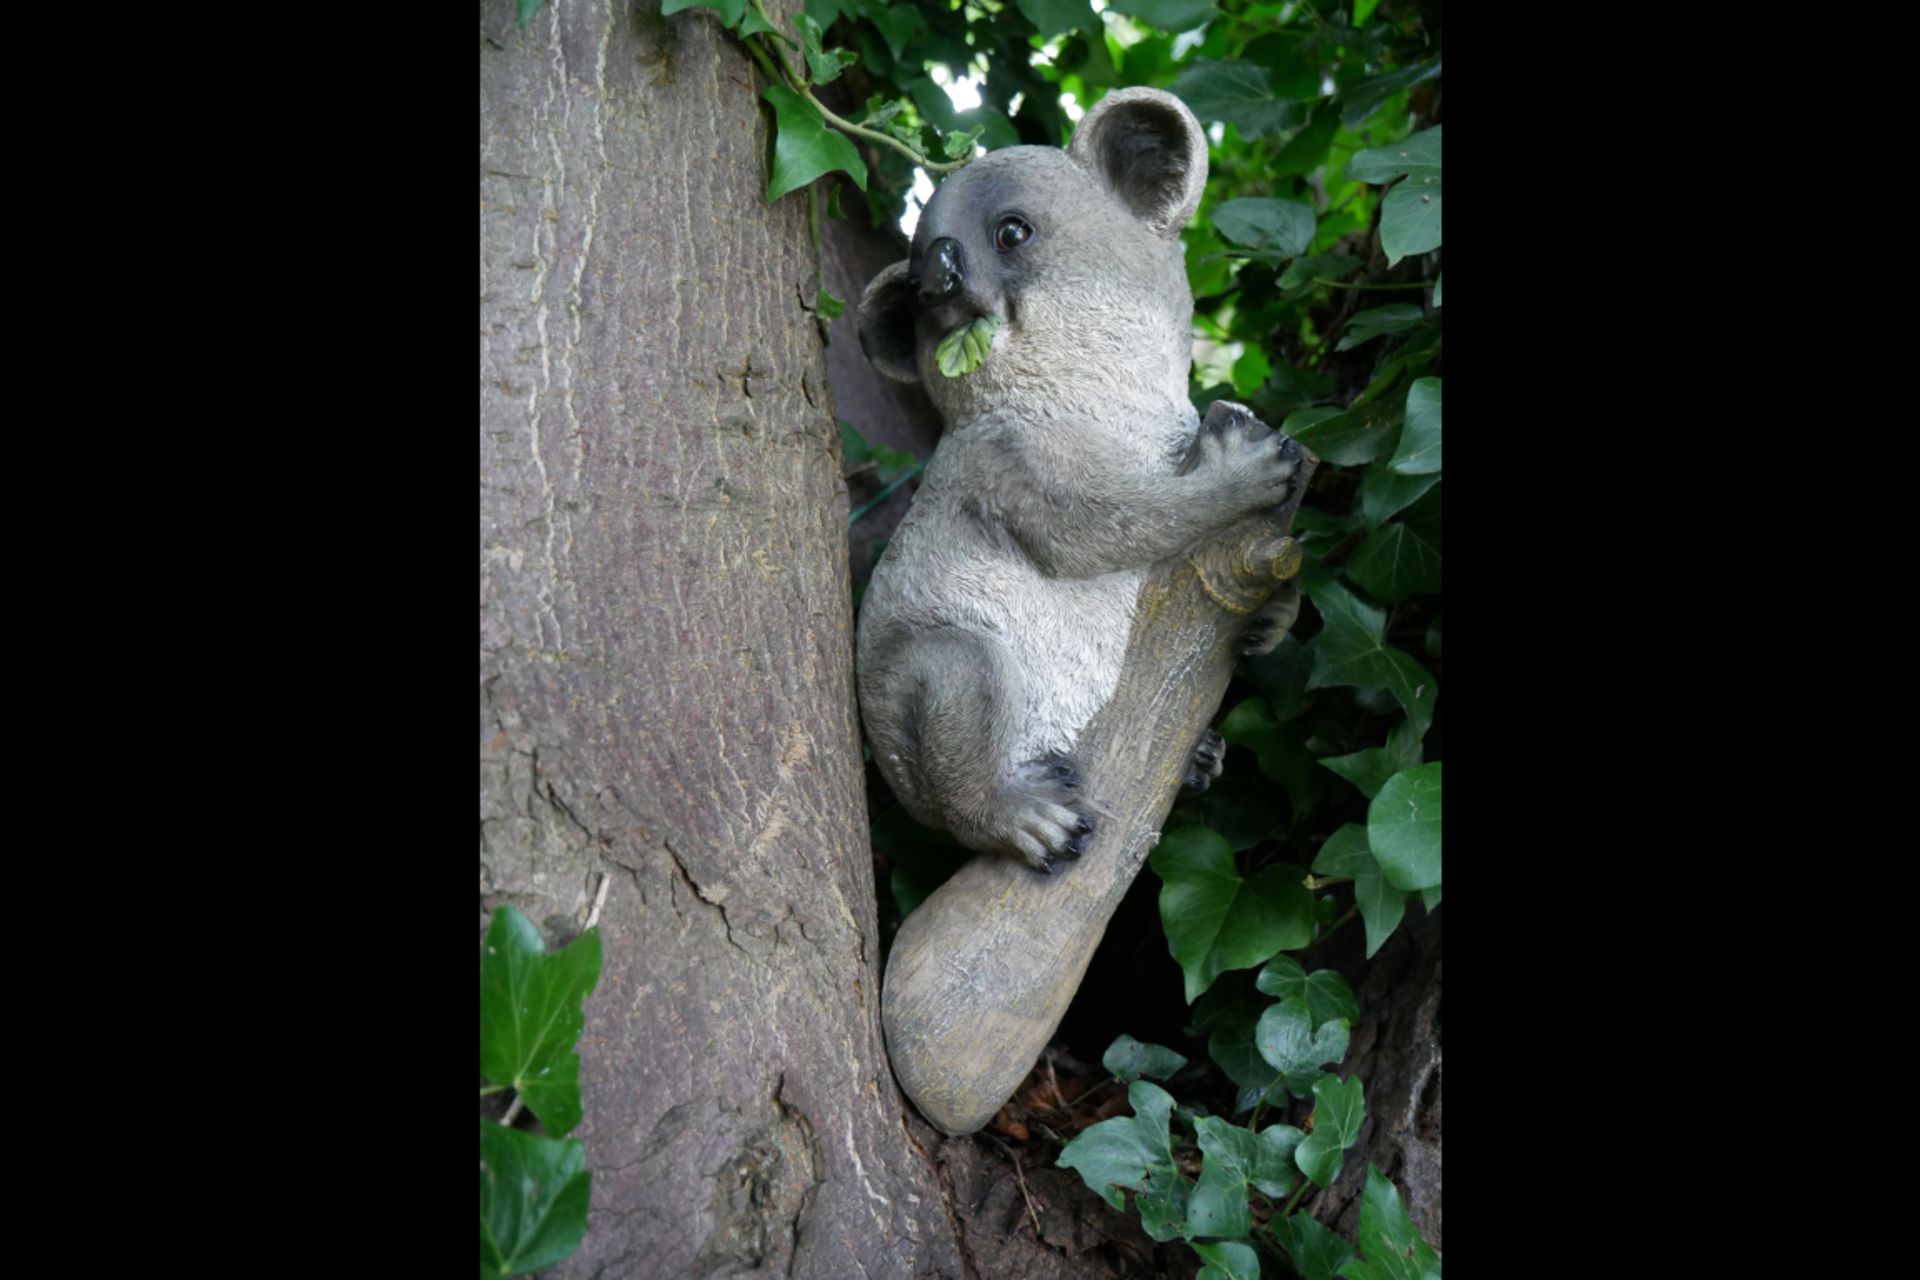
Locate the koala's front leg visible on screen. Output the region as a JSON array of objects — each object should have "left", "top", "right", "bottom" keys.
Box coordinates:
[{"left": 967, "top": 409, "right": 1299, "bottom": 580}]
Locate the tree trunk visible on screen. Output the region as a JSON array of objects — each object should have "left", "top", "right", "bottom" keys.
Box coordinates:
[
  {"left": 481, "top": 2, "right": 966, "bottom": 1274},
  {"left": 481, "top": 5, "right": 1435, "bottom": 1276}
]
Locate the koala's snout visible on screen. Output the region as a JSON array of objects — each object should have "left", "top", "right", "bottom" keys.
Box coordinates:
[{"left": 916, "top": 237, "right": 966, "bottom": 305}]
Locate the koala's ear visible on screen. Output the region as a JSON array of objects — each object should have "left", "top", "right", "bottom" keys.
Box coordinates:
[
  {"left": 857, "top": 262, "right": 921, "bottom": 385},
  {"left": 1067, "top": 86, "right": 1209, "bottom": 239}
]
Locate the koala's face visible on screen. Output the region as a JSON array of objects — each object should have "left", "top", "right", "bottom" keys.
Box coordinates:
[{"left": 859, "top": 88, "right": 1210, "bottom": 425}]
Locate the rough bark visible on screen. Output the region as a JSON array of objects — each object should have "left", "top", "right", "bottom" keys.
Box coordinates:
[{"left": 481, "top": 4, "right": 966, "bottom": 1275}]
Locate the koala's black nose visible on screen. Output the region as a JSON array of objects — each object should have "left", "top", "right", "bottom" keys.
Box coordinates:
[{"left": 916, "top": 237, "right": 965, "bottom": 304}]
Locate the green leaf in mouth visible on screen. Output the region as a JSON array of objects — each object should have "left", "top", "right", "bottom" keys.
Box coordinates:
[{"left": 935, "top": 314, "right": 999, "bottom": 377}]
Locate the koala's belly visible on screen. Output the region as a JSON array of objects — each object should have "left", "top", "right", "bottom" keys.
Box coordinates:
[{"left": 865, "top": 510, "right": 1139, "bottom": 763}]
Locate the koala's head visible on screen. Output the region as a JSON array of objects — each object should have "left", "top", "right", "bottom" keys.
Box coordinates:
[{"left": 858, "top": 87, "right": 1209, "bottom": 425}]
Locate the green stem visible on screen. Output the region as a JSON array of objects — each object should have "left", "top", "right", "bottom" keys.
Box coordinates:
[
  {"left": 746, "top": 0, "right": 969, "bottom": 173},
  {"left": 1281, "top": 1178, "right": 1311, "bottom": 1218},
  {"left": 479, "top": 1084, "right": 508, "bottom": 1098},
  {"left": 848, "top": 462, "right": 925, "bottom": 524},
  {"left": 1316, "top": 904, "right": 1359, "bottom": 946},
  {"left": 1247, "top": 1076, "right": 1288, "bottom": 1132},
  {"left": 1311, "top": 278, "right": 1435, "bottom": 290}
]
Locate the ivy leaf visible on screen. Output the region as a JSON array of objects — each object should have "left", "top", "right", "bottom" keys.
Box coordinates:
[
  {"left": 1274, "top": 1209, "right": 1358, "bottom": 1280},
  {"left": 1193, "top": 1241, "right": 1262, "bottom": 1280},
  {"left": 1352, "top": 325, "right": 1439, "bottom": 409},
  {"left": 1199, "top": 764, "right": 1287, "bottom": 852},
  {"left": 816, "top": 288, "right": 845, "bottom": 322},
  {"left": 480, "top": 1121, "right": 591, "bottom": 1280},
  {"left": 479, "top": 906, "right": 602, "bottom": 1138},
  {"left": 762, "top": 85, "right": 867, "bottom": 203},
  {"left": 659, "top": 0, "right": 747, "bottom": 27},
  {"left": 1279, "top": 253, "right": 1362, "bottom": 296},
  {"left": 1380, "top": 179, "right": 1442, "bottom": 265},
  {"left": 1104, "top": 1034, "right": 1189, "bottom": 1084},
  {"left": 1347, "top": 127, "right": 1441, "bottom": 184},
  {"left": 862, "top": 2, "right": 927, "bottom": 59},
  {"left": 1152, "top": 825, "right": 1315, "bottom": 1002},
  {"left": 1336, "top": 305, "right": 1425, "bottom": 352},
  {"left": 1391, "top": 378, "right": 1441, "bottom": 474},
  {"left": 1345, "top": 523, "right": 1441, "bottom": 604},
  {"left": 1255, "top": 998, "right": 1350, "bottom": 1094},
  {"left": 1274, "top": 108, "right": 1340, "bottom": 179},
  {"left": 1319, "top": 717, "right": 1423, "bottom": 801},
  {"left": 1339, "top": 1166, "right": 1443, "bottom": 1280},
  {"left": 1303, "top": 581, "right": 1438, "bottom": 739},
  {"left": 1356, "top": 467, "right": 1440, "bottom": 528},
  {"left": 1016, "top": 0, "right": 1096, "bottom": 38},
  {"left": 936, "top": 314, "right": 999, "bottom": 377},
  {"left": 1368, "top": 763, "right": 1441, "bottom": 891},
  {"left": 1337, "top": 59, "right": 1442, "bottom": 127},
  {"left": 1432, "top": 273, "right": 1442, "bottom": 307},
  {"left": 794, "top": 14, "right": 856, "bottom": 84},
  {"left": 737, "top": 6, "right": 795, "bottom": 43},
  {"left": 1210, "top": 198, "right": 1316, "bottom": 255},
  {"left": 1218, "top": 696, "right": 1320, "bottom": 824},
  {"left": 1255, "top": 957, "right": 1360, "bottom": 1029},
  {"left": 1285, "top": 397, "right": 1401, "bottom": 467},
  {"left": 1311, "top": 824, "right": 1407, "bottom": 958},
  {"left": 1109, "top": 0, "right": 1221, "bottom": 33},
  {"left": 516, "top": 0, "right": 550, "bottom": 28},
  {"left": 942, "top": 123, "right": 987, "bottom": 159},
  {"left": 1057, "top": 1081, "right": 1192, "bottom": 1241},
  {"left": 1188, "top": 1116, "right": 1301, "bottom": 1238},
  {"left": 1170, "top": 59, "right": 1303, "bottom": 139},
  {"left": 1296, "top": 1075, "right": 1366, "bottom": 1187},
  {"left": 1189, "top": 982, "right": 1281, "bottom": 1100}
]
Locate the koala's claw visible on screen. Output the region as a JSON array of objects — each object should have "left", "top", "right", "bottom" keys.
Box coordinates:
[
  {"left": 998, "top": 758, "right": 1093, "bottom": 872},
  {"left": 1183, "top": 729, "right": 1227, "bottom": 793}
]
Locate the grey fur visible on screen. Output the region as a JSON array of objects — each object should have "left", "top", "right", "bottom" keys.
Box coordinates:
[{"left": 855, "top": 88, "right": 1298, "bottom": 872}]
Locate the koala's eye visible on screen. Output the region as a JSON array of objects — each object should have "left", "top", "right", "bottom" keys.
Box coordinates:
[{"left": 994, "top": 215, "right": 1034, "bottom": 253}]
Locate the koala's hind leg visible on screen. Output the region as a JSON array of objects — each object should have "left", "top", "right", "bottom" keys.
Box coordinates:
[
  {"left": 1239, "top": 584, "right": 1302, "bottom": 658},
  {"left": 871, "top": 630, "right": 1093, "bottom": 873},
  {"left": 1184, "top": 729, "right": 1226, "bottom": 793}
]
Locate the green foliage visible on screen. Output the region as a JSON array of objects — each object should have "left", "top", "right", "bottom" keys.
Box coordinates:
[
  {"left": 1340, "top": 1166, "right": 1444, "bottom": 1280},
  {"left": 763, "top": 85, "right": 868, "bottom": 202},
  {"left": 1104, "top": 1033, "right": 1190, "bottom": 1083},
  {"left": 1368, "top": 763, "right": 1442, "bottom": 891},
  {"left": 753, "top": 0, "right": 1446, "bottom": 1268},
  {"left": 479, "top": 906, "right": 602, "bottom": 1137},
  {"left": 1295, "top": 1074, "right": 1366, "bottom": 1187},
  {"left": 1171, "top": 59, "right": 1305, "bottom": 139},
  {"left": 1056, "top": 1080, "right": 1191, "bottom": 1240},
  {"left": 480, "top": 1121, "right": 591, "bottom": 1280},
  {"left": 935, "top": 314, "right": 1000, "bottom": 377},
  {"left": 1152, "top": 825, "right": 1315, "bottom": 1002},
  {"left": 479, "top": 906, "right": 602, "bottom": 1277}
]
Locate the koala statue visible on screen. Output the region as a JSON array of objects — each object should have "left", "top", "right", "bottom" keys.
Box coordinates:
[{"left": 855, "top": 87, "right": 1302, "bottom": 875}]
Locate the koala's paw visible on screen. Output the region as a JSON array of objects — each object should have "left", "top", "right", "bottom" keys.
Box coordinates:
[
  {"left": 1000, "top": 754, "right": 1094, "bottom": 874},
  {"left": 1238, "top": 585, "right": 1302, "bottom": 657},
  {"left": 1197, "top": 401, "right": 1298, "bottom": 505},
  {"left": 1183, "top": 729, "right": 1226, "bottom": 793}
]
